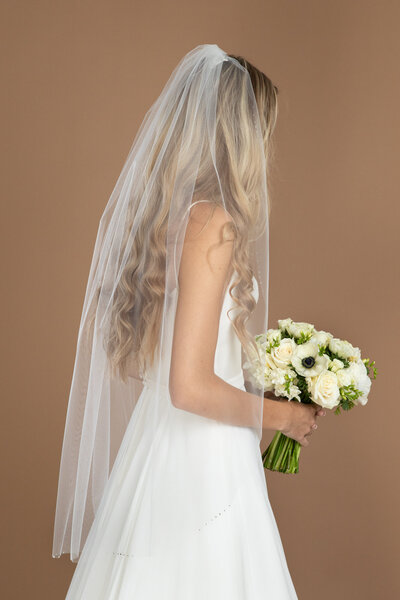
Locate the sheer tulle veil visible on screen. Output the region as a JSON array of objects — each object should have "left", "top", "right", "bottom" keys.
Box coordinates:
[{"left": 52, "top": 43, "right": 271, "bottom": 562}]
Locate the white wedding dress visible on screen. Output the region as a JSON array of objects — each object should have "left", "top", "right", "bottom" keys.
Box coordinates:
[{"left": 65, "top": 273, "right": 298, "bottom": 599}]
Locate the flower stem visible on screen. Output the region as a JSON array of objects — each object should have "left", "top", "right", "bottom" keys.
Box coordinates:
[{"left": 262, "top": 431, "right": 301, "bottom": 474}]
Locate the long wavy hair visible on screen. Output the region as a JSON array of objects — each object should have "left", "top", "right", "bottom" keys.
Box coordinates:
[{"left": 90, "top": 54, "right": 279, "bottom": 382}]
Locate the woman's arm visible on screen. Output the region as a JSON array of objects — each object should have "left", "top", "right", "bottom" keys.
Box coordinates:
[{"left": 168, "top": 201, "right": 286, "bottom": 432}]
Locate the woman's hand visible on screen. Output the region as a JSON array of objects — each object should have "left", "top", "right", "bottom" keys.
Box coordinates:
[{"left": 264, "top": 392, "right": 326, "bottom": 447}]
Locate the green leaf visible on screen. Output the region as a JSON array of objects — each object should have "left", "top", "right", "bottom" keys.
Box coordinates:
[
  {"left": 363, "top": 358, "right": 378, "bottom": 379},
  {"left": 265, "top": 336, "right": 281, "bottom": 354},
  {"left": 295, "top": 331, "right": 313, "bottom": 345},
  {"left": 295, "top": 375, "right": 311, "bottom": 403},
  {"left": 339, "top": 384, "right": 363, "bottom": 406}
]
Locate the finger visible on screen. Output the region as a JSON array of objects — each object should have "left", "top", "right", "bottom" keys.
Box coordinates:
[{"left": 308, "top": 402, "right": 319, "bottom": 414}]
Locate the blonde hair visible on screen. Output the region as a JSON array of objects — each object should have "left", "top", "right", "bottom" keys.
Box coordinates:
[{"left": 90, "top": 55, "right": 279, "bottom": 382}]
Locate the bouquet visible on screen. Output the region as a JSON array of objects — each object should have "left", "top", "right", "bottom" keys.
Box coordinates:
[{"left": 243, "top": 317, "right": 377, "bottom": 474}]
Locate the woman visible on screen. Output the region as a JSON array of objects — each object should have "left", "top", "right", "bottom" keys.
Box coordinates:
[{"left": 53, "top": 43, "right": 325, "bottom": 598}]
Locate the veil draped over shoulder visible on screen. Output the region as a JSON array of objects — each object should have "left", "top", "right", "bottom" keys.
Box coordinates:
[{"left": 52, "top": 43, "right": 270, "bottom": 563}]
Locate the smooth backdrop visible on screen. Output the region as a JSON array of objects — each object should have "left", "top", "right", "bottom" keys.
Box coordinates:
[{"left": 1, "top": 1, "right": 398, "bottom": 598}]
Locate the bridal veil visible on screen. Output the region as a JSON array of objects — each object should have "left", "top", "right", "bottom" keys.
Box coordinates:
[{"left": 52, "top": 43, "right": 271, "bottom": 562}]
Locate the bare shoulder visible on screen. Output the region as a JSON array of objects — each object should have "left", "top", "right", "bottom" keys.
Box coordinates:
[
  {"left": 180, "top": 201, "right": 235, "bottom": 279},
  {"left": 185, "top": 200, "right": 235, "bottom": 244}
]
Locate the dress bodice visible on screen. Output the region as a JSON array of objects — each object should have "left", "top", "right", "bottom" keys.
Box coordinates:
[
  {"left": 213, "top": 273, "right": 259, "bottom": 389},
  {"left": 142, "top": 272, "right": 259, "bottom": 391}
]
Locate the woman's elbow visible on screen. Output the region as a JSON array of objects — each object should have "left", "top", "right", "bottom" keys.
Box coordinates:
[
  {"left": 169, "top": 371, "right": 210, "bottom": 411},
  {"left": 168, "top": 378, "right": 194, "bottom": 410}
]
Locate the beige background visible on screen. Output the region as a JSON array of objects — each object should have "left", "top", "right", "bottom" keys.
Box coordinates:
[{"left": 1, "top": 1, "right": 398, "bottom": 598}]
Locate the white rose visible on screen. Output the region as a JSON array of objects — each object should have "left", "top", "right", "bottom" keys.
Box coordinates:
[
  {"left": 329, "top": 337, "right": 361, "bottom": 361},
  {"left": 352, "top": 359, "right": 371, "bottom": 406},
  {"left": 336, "top": 363, "right": 360, "bottom": 387},
  {"left": 256, "top": 330, "right": 281, "bottom": 352},
  {"left": 286, "top": 320, "right": 315, "bottom": 339},
  {"left": 278, "top": 318, "right": 293, "bottom": 332},
  {"left": 329, "top": 358, "right": 345, "bottom": 373},
  {"left": 308, "top": 370, "right": 341, "bottom": 409},
  {"left": 309, "top": 330, "right": 333, "bottom": 349},
  {"left": 270, "top": 338, "right": 297, "bottom": 369},
  {"left": 265, "top": 328, "right": 282, "bottom": 345},
  {"left": 265, "top": 352, "right": 277, "bottom": 370},
  {"left": 355, "top": 377, "right": 371, "bottom": 406},
  {"left": 291, "top": 341, "right": 330, "bottom": 377},
  {"left": 350, "top": 347, "right": 362, "bottom": 361},
  {"left": 335, "top": 360, "right": 370, "bottom": 406}
]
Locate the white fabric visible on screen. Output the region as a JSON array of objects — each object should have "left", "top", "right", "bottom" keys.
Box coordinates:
[{"left": 64, "top": 272, "right": 298, "bottom": 599}]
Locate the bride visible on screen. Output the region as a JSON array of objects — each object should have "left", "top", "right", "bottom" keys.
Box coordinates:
[{"left": 52, "top": 43, "right": 325, "bottom": 599}]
